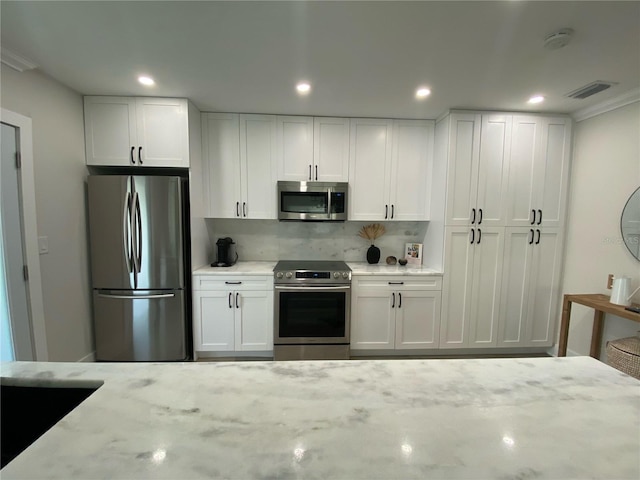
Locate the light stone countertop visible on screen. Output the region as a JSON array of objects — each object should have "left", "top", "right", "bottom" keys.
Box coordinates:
[
  {"left": 193, "top": 261, "right": 277, "bottom": 275},
  {"left": 193, "top": 261, "right": 442, "bottom": 276},
  {"left": 347, "top": 262, "right": 442, "bottom": 275},
  {"left": 1, "top": 357, "right": 638, "bottom": 479}
]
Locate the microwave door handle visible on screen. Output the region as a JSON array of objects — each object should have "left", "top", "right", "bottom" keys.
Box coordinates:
[{"left": 327, "top": 188, "right": 332, "bottom": 217}]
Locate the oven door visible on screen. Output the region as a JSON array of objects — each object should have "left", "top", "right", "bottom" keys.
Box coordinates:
[{"left": 274, "top": 285, "right": 351, "bottom": 344}]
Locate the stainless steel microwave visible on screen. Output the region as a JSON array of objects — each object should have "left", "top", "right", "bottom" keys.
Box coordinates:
[{"left": 278, "top": 181, "right": 348, "bottom": 221}]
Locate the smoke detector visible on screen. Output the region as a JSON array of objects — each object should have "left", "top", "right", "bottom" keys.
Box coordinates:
[{"left": 544, "top": 28, "right": 574, "bottom": 50}]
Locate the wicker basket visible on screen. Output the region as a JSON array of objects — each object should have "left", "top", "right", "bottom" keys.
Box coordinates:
[{"left": 606, "top": 335, "right": 640, "bottom": 380}]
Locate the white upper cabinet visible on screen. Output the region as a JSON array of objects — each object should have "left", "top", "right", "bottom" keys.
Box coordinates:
[
  {"left": 444, "top": 113, "right": 511, "bottom": 226},
  {"left": 84, "top": 96, "right": 189, "bottom": 167},
  {"left": 506, "top": 116, "right": 572, "bottom": 227},
  {"left": 276, "top": 116, "right": 349, "bottom": 182},
  {"left": 276, "top": 116, "right": 314, "bottom": 181},
  {"left": 202, "top": 113, "right": 276, "bottom": 219},
  {"left": 313, "top": 117, "right": 350, "bottom": 182},
  {"left": 389, "top": 120, "right": 434, "bottom": 221},
  {"left": 349, "top": 118, "right": 433, "bottom": 221}
]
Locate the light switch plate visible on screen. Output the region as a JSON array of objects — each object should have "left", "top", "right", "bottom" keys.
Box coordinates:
[{"left": 38, "top": 236, "right": 48, "bottom": 254}]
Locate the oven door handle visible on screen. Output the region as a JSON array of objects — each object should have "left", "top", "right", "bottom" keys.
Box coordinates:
[{"left": 274, "top": 285, "right": 350, "bottom": 291}]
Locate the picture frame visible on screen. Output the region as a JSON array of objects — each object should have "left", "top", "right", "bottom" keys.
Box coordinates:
[{"left": 405, "top": 243, "right": 423, "bottom": 265}]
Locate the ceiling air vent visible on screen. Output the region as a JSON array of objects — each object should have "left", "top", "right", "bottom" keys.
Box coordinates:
[{"left": 565, "top": 81, "right": 615, "bottom": 99}]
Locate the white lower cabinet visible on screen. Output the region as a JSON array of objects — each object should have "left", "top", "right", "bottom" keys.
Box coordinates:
[
  {"left": 192, "top": 275, "right": 273, "bottom": 355},
  {"left": 351, "top": 276, "right": 442, "bottom": 350},
  {"left": 497, "top": 227, "right": 563, "bottom": 347}
]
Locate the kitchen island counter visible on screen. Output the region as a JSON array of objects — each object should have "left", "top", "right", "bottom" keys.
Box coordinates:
[{"left": 1, "top": 357, "right": 638, "bottom": 479}]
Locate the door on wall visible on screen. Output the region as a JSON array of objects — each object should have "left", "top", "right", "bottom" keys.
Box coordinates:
[{"left": 1, "top": 122, "right": 34, "bottom": 361}]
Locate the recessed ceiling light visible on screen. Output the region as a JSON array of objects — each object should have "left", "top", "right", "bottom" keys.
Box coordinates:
[
  {"left": 528, "top": 95, "right": 545, "bottom": 104},
  {"left": 296, "top": 82, "right": 311, "bottom": 94},
  {"left": 138, "top": 75, "right": 155, "bottom": 86},
  {"left": 415, "top": 87, "right": 431, "bottom": 99}
]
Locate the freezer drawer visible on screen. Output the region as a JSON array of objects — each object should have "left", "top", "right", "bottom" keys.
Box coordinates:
[{"left": 93, "top": 289, "right": 187, "bottom": 361}]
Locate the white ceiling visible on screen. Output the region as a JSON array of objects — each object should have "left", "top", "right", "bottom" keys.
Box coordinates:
[{"left": 2, "top": 1, "right": 639, "bottom": 119}]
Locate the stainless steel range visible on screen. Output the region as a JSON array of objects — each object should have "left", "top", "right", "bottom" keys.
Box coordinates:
[{"left": 273, "top": 260, "right": 351, "bottom": 361}]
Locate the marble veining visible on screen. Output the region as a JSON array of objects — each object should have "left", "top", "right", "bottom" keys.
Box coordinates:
[{"left": 1, "top": 357, "right": 638, "bottom": 479}]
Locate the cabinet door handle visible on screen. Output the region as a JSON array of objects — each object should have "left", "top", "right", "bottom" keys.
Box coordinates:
[
  {"left": 537, "top": 209, "right": 542, "bottom": 225},
  {"left": 531, "top": 210, "right": 536, "bottom": 225},
  {"left": 385, "top": 205, "right": 388, "bottom": 219},
  {"left": 398, "top": 292, "right": 402, "bottom": 309},
  {"left": 130, "top": 146, "right": 135, "bottom": 164},
  {"left": 225, "top": 281, "right": 242, "bottom": 285},
  {"left": 228, "top": 292, "right": 233, "bottom": 308},
  {"left": 535, "top": 229, "right": 541, "bottom": 245},
  {"left": 138, "top": 146, "right": 143, "bottom": 165},
  {"left": 236, "top": 202, "right": 240, "bottom": 217},
  {"left": 529, "top": 229, "right": 534, "bottom": 245},
  {"left": 388, "top": 281, "right": 404, "bottom": 285},
  {"left": 235, "top": 292, "right": 239, "bottom": 309},
  {"left": 477, "top": 228, "right": 482, "bottom": 244},
  {"left": 470, "top": 228, "right": 475, "bottom": 244},
  {"left": 391, "top": 205, "right": 395, "bottom": 219},
  {"left": 309, "top": 165, "right": 312, "bottom": 181},
  {"left": 315, "top": 165, "right": 318, "bottom": 181},
  {"left": 471, "top": 208, "right": 476, "bottom": 224},
  {"left": 243, "top": 202, "right": 247, "bottom": 217},
  {"left": 478, "top": 208, "right": 483, "bottom": 225},
  {"left": 391, "top": 292, "right": 395, "bottom": 308}
]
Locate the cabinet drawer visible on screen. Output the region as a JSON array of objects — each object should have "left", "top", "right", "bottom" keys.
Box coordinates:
[
  {"left": 353, "top": 276, "right": 442, "bottom": 291},
  {"left": 193, "top": 275, "right": 272, "bottom": 291}
]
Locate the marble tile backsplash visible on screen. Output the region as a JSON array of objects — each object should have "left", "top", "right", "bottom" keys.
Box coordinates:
[{"left": 205, "top": 219, "right": 428, "bottom": 263}]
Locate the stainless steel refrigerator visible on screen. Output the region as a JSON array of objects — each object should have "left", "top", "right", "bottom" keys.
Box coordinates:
[{"left": 88, "top": 175, "right": 190, "bottom": 361}]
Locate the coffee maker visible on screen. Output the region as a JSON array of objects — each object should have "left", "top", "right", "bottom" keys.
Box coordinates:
[{"left": 212, "top": 237, "right": 238, "bottom": 267}]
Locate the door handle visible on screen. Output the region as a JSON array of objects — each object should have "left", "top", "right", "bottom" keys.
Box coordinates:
[
  {"left": 388, "top": 281, "right": 404, "bottom": 285},
  {"left": 531, "top": 209, "right": 536, "bottom": 225},
  {"left": 134, "top": 192, "right": 142, "bottom": 273},
  {"left": 529, "top": 229, "right": 534, "bottom": 245},
  {"left": 470, "top": 228, "right": 475, "bottom": 244},
  {"left": 535, "top": 229, "right": 541, "bottom": 245},
  {"left": 391, "top": 204, "right": 394, "bottom": 219},
  {"left": 471, "top": 208, "right": 476, "bottom": 224},
  {"left": 385, "top": 205, "right": 388, "bottom": 219},
  {"left": 478, "top": 208, "right": 483, "bottom": 225},
  {"left": 315, "top": 165, "right": 318, "bottom": 181},
  {"left": 235, "top": 292, "right": 239, "bottom": 309},
  {"left": 398, "top": 292, "right": 402, "bottom": 308},
  {"left": 123, "top": 192, "right": 133, "bottom": 273},
  {"left": 130, "top": 146, "right": 135, "bottom": 165},
  {"left": 309, "top": 165, "right": 312, "bottom": 181},
  {"left": 477, "top": 228, "right": 482, "bottom": 244},
  {"left": 236, "top": 202, "right": 240, "bottom": 217},
  {"left": 225, "top": 281, "right": 242, "bottom": 285},
  {"left": 537, "top": 209, "right": 542, "bottom": 225},
  {"left": 138, "top": 146, "right": 143, "bottom": 165},
  {"left": 97, "top": 293, "right": 175, "bottom": 300},
  {"left": 243, "top": 202, "right": 247, "bottom": 217},
  {"left": 228, "top": 292, "right": 233, "bottom": 308},
  {"left": 391, "top": 292, "right": 395, "bottom": 308}
]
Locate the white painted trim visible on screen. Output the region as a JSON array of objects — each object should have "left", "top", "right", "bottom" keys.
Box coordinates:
[
  {"left": 0, "top": 47, "right": 37, "bottom": 72},
  {"left": 572, "top": 88, "right": 640, "bottom": 122},
  {"left": 0, "top": 108, "right": 48, "bottom": 361},
  {"left": 77, "top": 352, "right": 96, "bottom": 363}
]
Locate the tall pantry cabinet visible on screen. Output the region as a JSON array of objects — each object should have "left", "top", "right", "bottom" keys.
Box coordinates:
[{"left": 437, "top": 111, "right": 571, "bottom": 349}]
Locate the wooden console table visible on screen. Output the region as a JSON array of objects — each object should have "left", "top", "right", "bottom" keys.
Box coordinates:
[{"left": 558, "top": 294, "right": 640, "bottom": 358}]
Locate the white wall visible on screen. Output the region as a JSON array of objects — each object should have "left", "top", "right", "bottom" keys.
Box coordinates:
[
  {"left": 561, "top": 101, "right": 640, "bottom": 359},
  {"left": 0, "top": 66, "right": 93, "bottom": 362}
]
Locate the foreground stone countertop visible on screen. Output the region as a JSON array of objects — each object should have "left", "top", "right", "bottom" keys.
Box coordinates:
[{"left": 1, "top": 357, "right": 638, "bottom": 479}]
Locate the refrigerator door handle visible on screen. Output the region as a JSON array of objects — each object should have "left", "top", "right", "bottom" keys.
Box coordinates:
[
  {"left": 97, "top": 293, "right": 176, "bottom": 300},
  {"left": 133, "top": 191, "right": 142, "bottom": 274},
  {"left": 123, "top": 191, "right": 134, "bottom": 273}
]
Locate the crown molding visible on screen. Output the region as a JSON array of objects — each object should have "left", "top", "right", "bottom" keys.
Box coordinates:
[
  {"left": 572, "top": 87, "right": 640, "bottom": 122},
  {"left": 1, "top": 47, "right": 37, "bottom": 72}
]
